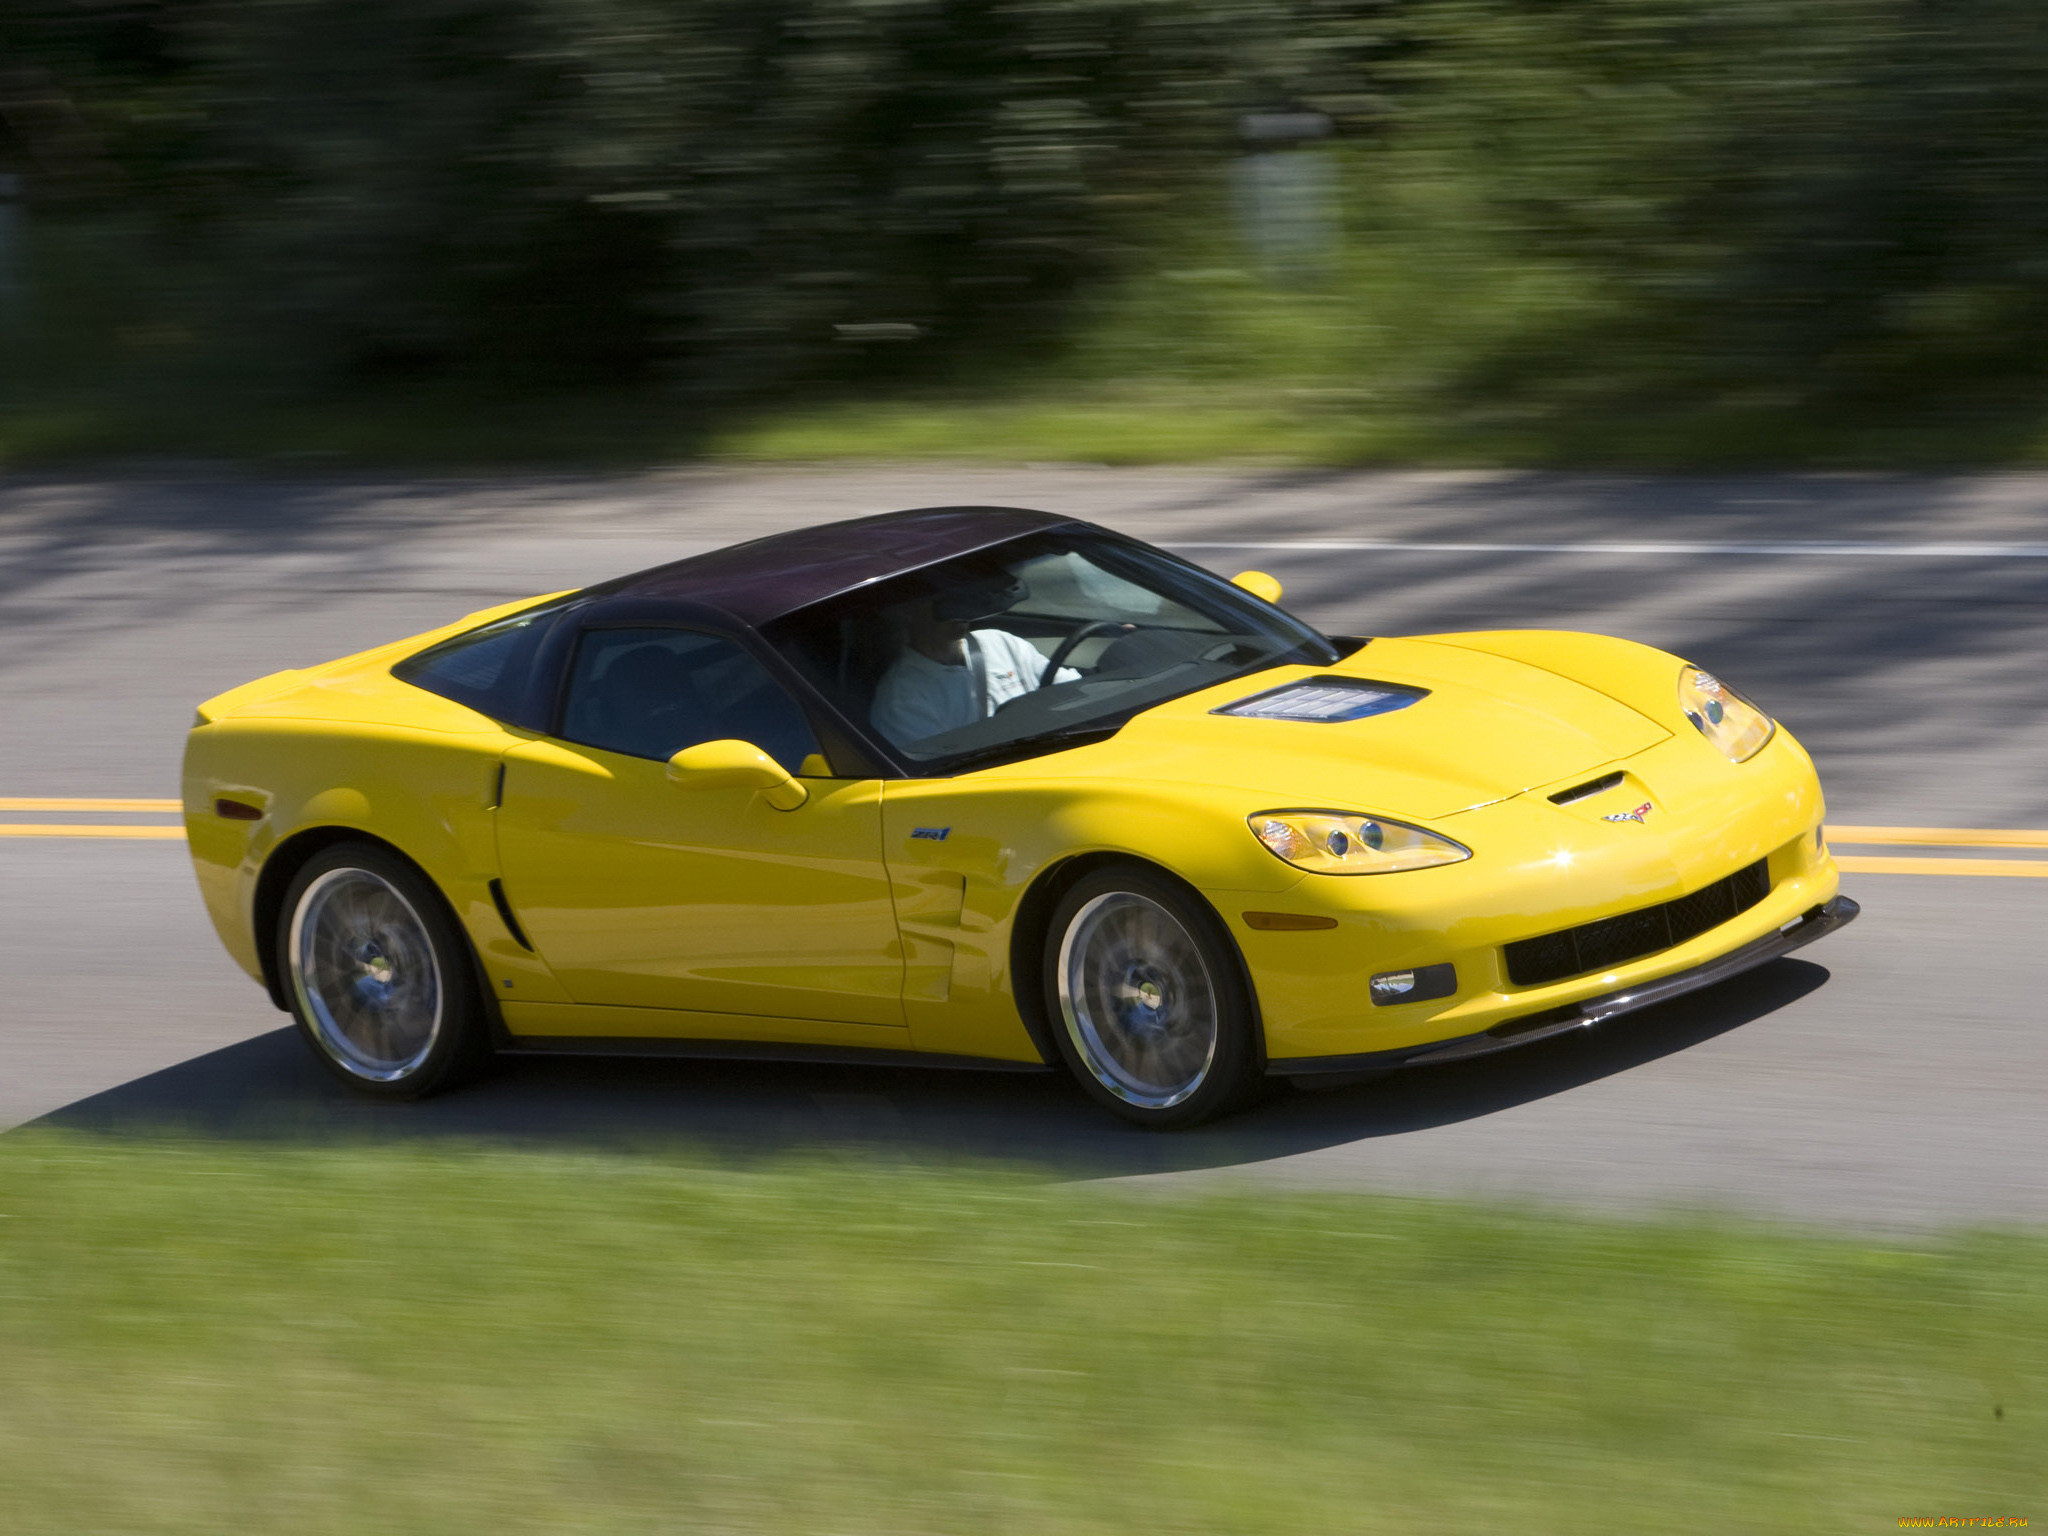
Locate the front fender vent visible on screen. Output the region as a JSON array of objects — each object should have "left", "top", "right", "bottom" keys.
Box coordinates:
[{"left": 489, "top": 878, "right": 534, "bottom": 952}]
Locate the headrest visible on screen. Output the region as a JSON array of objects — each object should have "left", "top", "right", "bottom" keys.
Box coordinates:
[{"left": 931, "top": 575, "right": 1028, "bottom": 624}]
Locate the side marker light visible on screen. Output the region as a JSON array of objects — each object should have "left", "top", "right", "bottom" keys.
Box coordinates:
[{"left": 1243, "top": 911, "right": 1339, "bottom": 931}]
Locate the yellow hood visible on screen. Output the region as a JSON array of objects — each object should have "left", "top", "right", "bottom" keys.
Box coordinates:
[{"left": 1004, "top": 635, "right": 1672, "bottom": 821}]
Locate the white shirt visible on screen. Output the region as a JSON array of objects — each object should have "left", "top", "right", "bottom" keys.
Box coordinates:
[{"left": 871, "top": 629, "right": 1081, "bottom": 748}]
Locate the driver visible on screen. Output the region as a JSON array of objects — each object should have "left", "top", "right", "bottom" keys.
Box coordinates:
[{"left": 871, "top": 579, "right": 1081, "bottom": 747}]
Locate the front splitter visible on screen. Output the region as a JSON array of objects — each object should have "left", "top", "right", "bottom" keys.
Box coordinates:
[{"left": 1269, "top": 894, "right": 1861, "bottom": 1077}]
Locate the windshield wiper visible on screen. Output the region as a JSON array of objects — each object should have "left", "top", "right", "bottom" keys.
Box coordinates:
[{"left": 938, "top": 724, "right": 1127, "bottom": 774}]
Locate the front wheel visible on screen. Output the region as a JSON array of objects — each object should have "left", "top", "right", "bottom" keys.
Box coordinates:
[
  {"left": 1043, "top": 864, "right": 1261, "bottom": 1129},
  {"left": 276, "top": 842, "right": 490, "bottom": 1099}
]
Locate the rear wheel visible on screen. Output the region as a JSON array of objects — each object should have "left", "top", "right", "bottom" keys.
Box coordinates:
[
  {"left": 1043, "top": 864, "right": 1260, "bottom": 1129},
  {"left": 276, "top": 842, "right": 489, "bottom": 1099}
]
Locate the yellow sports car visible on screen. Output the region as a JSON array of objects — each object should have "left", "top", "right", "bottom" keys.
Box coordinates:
[{"left": 183, "top": 506, "right": 1855, "bottom": 1127}]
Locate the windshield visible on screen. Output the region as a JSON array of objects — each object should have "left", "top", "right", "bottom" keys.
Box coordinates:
[{"left": 766, "top": 529, "right": 1340, "bottom": 772}]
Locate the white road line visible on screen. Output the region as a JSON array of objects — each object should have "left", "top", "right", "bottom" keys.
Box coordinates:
[{"left": 1169, "top": 540, "right": 2048, "bottom": 558}]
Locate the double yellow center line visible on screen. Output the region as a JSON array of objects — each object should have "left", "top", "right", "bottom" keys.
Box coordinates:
[
  {"left": 3, "top": 800, "right": 2047, "bottom": 877},
  {"left": 1827, "top": 826, "right": 2048, "bottom": 879},
  {"left": 0, "top": 797, "right": 187, "bottom": 839}
]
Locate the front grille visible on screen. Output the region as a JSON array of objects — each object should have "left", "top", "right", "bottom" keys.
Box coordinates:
[{"left": 1503, "top": 859, "right": 1771, "bottom": 987}]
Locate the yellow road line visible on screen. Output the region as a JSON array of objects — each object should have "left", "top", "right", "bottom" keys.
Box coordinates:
[
  {"left": 0, "top": 797, "right": 181, "bottom": 813},
  {"left": 1836, "top": 854, "right": 2048, "bottom": 878},
  {"left": 1828, "top": 824, "right": 2048, "bottom": 849},
  {"left": 0, "top": 824, "right": 187, "bottom": 840}
]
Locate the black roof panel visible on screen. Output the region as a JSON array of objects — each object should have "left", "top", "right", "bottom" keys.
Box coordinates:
[{"left": 609, "top": 506, "right": 1079, "bottom": 626}]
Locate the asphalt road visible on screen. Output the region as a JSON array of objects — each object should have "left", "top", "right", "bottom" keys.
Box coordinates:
[{"left": 4, "top": 466, "right": 2045, "bottom": 1228}]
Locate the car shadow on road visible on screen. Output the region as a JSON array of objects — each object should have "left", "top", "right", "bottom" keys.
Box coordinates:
[{"left": 36, "top": 960, "right": 1830, "bottom": 1177}]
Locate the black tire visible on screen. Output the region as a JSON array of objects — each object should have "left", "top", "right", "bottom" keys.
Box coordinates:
[
  {"left": 275, "top": 841, "right": 491, "bottom": 1100},
  {"left": 1041, "top": 862, "right": 1261, "bottom": 1129}
]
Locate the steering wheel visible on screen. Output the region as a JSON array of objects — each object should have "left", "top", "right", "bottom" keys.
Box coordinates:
[{"left": 1037, "top": 620, "right": 1134, "bottom": 688}]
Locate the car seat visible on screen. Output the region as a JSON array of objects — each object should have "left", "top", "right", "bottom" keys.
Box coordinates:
[{"left": 577, "top": 643, "right": 705, "bottom": 760}]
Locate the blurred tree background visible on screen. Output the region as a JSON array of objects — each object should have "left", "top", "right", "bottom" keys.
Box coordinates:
[{"left": 4, "top": 0, "right": 2048, "bottom": 464}]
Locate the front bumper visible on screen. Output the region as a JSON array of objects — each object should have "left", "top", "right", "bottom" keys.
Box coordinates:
[{"left": 1269, "top": 894, "right": 1858, "bottom": 1076}]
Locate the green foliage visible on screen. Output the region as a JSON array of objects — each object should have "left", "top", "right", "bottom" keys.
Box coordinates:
[
  {"left": 1376, "top": 0, "right": 2048, "bottom": 417},
  {"left": 1018, "top": 0, "right": 2048, "bottom": 457},
  {"left": 0, "top": 1133, "right": 2042, "bottom": 1532},
  {"left": 9, "top": 0, "right": 2048, "bottom": 462},
  {"left": 3, "top": 0, "right": 1397, "bottom": 398}
]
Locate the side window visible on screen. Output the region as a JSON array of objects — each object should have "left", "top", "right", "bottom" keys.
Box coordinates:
[
  {"left": 392, "top": 599, "right": 568, "bottom": 722},
  {"left": 560, "top": 627, "right": 822, "bottom": 773}
]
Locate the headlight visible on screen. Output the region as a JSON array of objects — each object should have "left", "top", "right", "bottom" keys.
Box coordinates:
[
  {"left": 1249, "top": 811, "right": 1471, "bottom": 875},
  {"left": 1678, "top": 667, "right": 1774, "bottom": 762}
]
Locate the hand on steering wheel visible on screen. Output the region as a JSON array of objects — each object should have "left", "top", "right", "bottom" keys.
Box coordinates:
[{"left": 1037, "top": 620, "right": 1136, "bottom": 687}]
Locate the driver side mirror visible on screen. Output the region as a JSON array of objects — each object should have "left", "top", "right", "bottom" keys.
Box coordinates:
[
  {"left": 1231, "top": 570, "right": 1284, "bottom": 604},
  {"left": 667, "top": 739, "right": 809, "bottom": 811}
]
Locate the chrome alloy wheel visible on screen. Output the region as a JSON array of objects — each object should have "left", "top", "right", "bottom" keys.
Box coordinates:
[
  {"left": 1056, "top": 891, "right": 1219, "bottom": 1110},
  {"left": 288, "top": 866, "right": 444, "bottom": 1083}
]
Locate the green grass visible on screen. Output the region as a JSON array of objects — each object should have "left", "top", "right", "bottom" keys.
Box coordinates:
[
  {"left": 701, "top": 383, "right": 2048, "bottom": 469},
  {"left": 704, "top": 387, "right": 1399, "bottom": 466},
  {"left": 17, "top": 375, "right": 2048, "bottom": 472},
  {"left": 16, "top": 167, "right": 2048, "bottom": 473},
  {"left": 0, "top": 1133, "right": 2039, "bottom": 1533}
]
